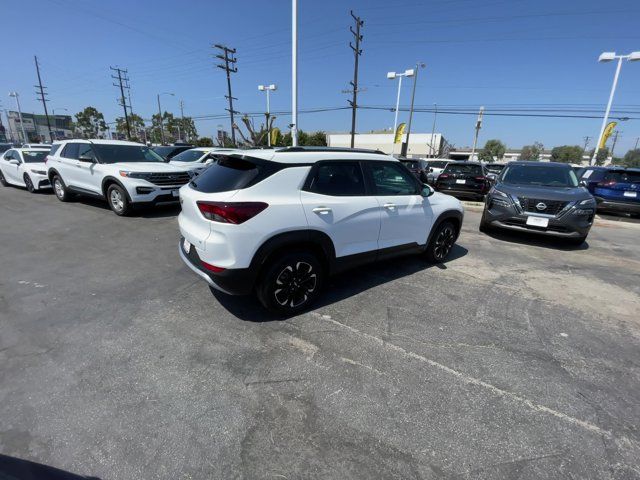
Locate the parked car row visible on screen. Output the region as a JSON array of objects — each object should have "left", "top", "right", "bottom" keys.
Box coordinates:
[{"left": 1, "top": 142, "right": 465, "bottom": 315}]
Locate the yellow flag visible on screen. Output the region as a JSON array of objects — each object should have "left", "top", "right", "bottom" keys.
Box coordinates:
[
  {"left": 599, "top": 121, "right": 617, "bottom": 149},
  {"left": 394, "top": 123, "right": 406, "bottom": 144},
  {"left": 270, "top": 127, "right": 280, "bottom": 146}
]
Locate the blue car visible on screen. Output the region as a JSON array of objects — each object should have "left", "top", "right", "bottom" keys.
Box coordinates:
[{"left": 578, "top": 166, "right": 640, "bottom": 217}]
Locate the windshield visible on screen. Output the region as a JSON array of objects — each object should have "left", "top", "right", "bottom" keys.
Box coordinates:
[
  {"left": 171, "top": 149, "right": 206, "bottom": 163},
  {"left": 444, "top": 163, "right": 483, "bottom": 175},
  {"left": 604, "top": 170, "right": 640, "bottom": 184},
  {"left": 22, "top": 150, "right": 49, "bottom": 163},
  {"left": 428, "top": 161, "right": 448, "bottom": 169},
  {"left": 93, "top": 145, "right": 165, "bottom": 164},
  {"left": 501, "top": 164, "right": 578, "bottom": 187},
  {"left": 401, "top": 160, "right": 420, "bottom": 168},
  {"left": 486, "top": 164, "right": 505, "bottom": 173}
]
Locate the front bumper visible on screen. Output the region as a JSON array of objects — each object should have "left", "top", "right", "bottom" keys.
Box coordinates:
[
  {"left": 484, "top": 199, "right": 593, "bottom": 238},
  {"left": 125, "top": 180, "right": 184, "bottom": 205},
  {"left": 595, "top": 198, "right": 640, "bottom": 214},
  {"left": 178, "top": 238, "right": 255, "bottom": 296},
  {"left": 29, "top": 172, "right": 50, "bottom": 189}
]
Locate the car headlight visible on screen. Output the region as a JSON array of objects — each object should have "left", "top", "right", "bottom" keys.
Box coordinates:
[
  {"left": 578, "top": 198, "right": 596, "bottom": 206},
  {"left": 30, "top": 169, "right": 46, "bottom": 175},
  {"left": 119, "top": 171, "right": 151, "bottom": 179},
  {"left": 489, "top": 187, "right": 509, "bottom": 199}
]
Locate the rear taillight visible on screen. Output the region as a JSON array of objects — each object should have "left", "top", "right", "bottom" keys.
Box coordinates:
[
  {"left": 438, "top": 174, "right": 450, "bottom": 179},
  {"left": 196, "top": 201, "right": 268, "bottom": 224},
  {"left": 598, "top": 181, "right": 616, "bottom": 187},
  {"left": 201, "top": 260, "right": 225, "bottom": 273},
  {"left": 475, "top": 176, "right": 487, "bottom": 182},
  {"left": 44, "top": 156, "right": 49, "bottom": 164}
]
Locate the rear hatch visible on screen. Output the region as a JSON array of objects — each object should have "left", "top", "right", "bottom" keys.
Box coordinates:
[
  {"left": 594, "top": 169, "right": 640, "bottom": 202},
  {"left": 437, "top": 164, "right": 486, "bottom": 190}
]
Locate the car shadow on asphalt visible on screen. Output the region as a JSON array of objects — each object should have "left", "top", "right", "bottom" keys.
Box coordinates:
[
  {"left": 211, "top": 244, "right": 469, "bottom": 322},
  {"left": 0, "top": 454, "right": 101, "bottom": 480},
  {"left": 481, "top": 228, "right": 589, "bottom": 251}
]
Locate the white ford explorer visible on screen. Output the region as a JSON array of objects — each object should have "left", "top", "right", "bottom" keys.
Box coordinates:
[
  {"left": 178, "top": 147, "right": 464, "bottom": 315},
  {"left": 46, "top": 139, "right": 193, "bottom": 215}
]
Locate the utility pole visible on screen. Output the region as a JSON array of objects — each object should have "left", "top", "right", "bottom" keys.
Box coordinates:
[
  {"left": 634, "top": 136, "right": 639, "bottom": 150},
  {"left": 214, "top": 44, "right": 238, "bottom": 146},
  {"left": 291, "top": 0, "right": 298, "bottom": 146},
  {"left": 110, "top": 66, "right": 131, "bottom": 140},
  {"left": 430, "top": 103, "right": 438, "bottom": 157},
  {"left": 610, "top": 130, "right": 621, "bottom": 160},
  {"left": 582, "top": 136, "right": 591, "bottom": 152},
  {"left": 348, "top": 10, "right": 364, "bottom": 148},
  {"left": 179, "top": 99, "right": 185, "bottom": 141},
  {"left": 470, "top": 106, "right": 484, "bottom": 161},
  {"left": 401, "top": 62, "right": 425, "bottom": 157},
  {"left": 9, "top": 92, "right": 28, "bottom": 143},
  {"left": 34, "top": 56, "right": 53, "bottom": 142}
]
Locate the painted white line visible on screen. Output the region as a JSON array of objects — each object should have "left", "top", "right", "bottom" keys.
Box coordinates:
[{"left": 313, "top": 313, "right": 614, "bottom": 440}]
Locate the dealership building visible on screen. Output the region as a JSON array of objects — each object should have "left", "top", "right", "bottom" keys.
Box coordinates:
[
  {"left": 326, "top": 132, "right": 451, "bottom": 157},
  {"left": 6, "top": 111, "right": 74, "bottom": 143}
]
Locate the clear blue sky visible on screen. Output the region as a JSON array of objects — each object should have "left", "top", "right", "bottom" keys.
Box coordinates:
[{"left": 2, "top": 0, "right": 640, "bottom": 153}]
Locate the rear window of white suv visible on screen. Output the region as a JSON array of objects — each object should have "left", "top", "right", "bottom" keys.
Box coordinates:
[{"left": 190, "top": 156, "right": 262, "bottom": 193}]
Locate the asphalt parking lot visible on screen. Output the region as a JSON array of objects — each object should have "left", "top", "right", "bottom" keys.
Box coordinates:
[{"left": 1, "top": 186, "right": 639, "bottom": 480}]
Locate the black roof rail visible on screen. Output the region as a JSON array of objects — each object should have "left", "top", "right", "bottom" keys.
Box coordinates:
[{"left": 276, "top": 146, "right": 387, "bottom": 155}]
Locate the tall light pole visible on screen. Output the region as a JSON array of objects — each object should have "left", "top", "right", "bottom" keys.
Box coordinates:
[
  {"left": 51, "top": 108, "right": 68, "bottom": 141},
  {"left": 430, "top": 103, "right": 438, "bottom": 157},
  {"left": 387, "top": 68, "right": 414, "bottom": 155},
  {"left": 291, "top": 0, "right": 298, "bottom": 146},
  {"left": 157, "top": 92, "right": 174, "bottom": 145},
  {"left": 9, "top": 92, "right": 28, "bottom": 143},
  {"left": 592, "top": 51, "right": 640, "bottom": 165},
  {"left": 402, "top": 62, "right": 426, "bottom": 157},
  {"left": 258, "top": 84, "right": 277, "bottom": 146},
  {"left": 470, "top": 106, "right": 484, "bottom": 161},
  {"left": 179, "top": 99, "right": 185, "bottom": 142}
]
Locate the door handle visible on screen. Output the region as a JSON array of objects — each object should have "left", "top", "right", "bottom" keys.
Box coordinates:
[
  {"left": 312, "top": 207, "right": 332, "bottom": 215},
  {"left": 383, "top": 203, "right": 397, "bottom": 210}
]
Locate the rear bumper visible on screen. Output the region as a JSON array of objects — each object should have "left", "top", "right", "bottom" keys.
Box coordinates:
[
  {"left": 436, "top": 184, "right": 488, "bottom": 198},
  {"left": 178, "top": 238, "right": 255, "bottom": 295},
  {"left": 595, "top": 198, "right": 640, "bottom": 214}
]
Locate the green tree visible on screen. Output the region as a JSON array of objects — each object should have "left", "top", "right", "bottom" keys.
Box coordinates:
[
  {"left": 115, "top": 114, "right": 146, "bottom": 141},
  {"left": 169, "top": 116, "right": 197, "bottom": 142},
  {"left": 75, "top": 106, "right": 107, "bottom": 138},
  {"left": 621, "top": 149, "right": 640, "bottom": 167},
  {"left": 196, "top": 137, "right": 213, "bottom": 147},
  {"left": 550, "top": 145, "right": 584, "bottom": 164},
  {"left": 588, "top": 147, "right": 609, "bottom": 166},
  {"left": 520, "top": 142, "right": 543, "bottom": 161},
  {"left": 273, "top": 130, "right": 327, "bottom": 147},
  {"left": 150, "top": 111, "right": 176, "bottom": 144},
  {"left": 478, "top": 139, "right": 506, "bottom": 162}
]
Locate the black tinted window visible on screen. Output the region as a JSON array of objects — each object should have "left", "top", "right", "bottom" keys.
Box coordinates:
[
  {"left": 444, "top": 163, "right": 483, "bottom": 175},
  {"left": 501, "top": 164, "right": 578, "bottom": 187},
  {"left": 369, "top": 161, "right": 418, "bottom": 195},
  {"left": 49, "top": 144, "right": 61, "bottom": 156},
  {"left": 190, "top": 156, "right": 261, "bottom": 193},
  {"left": 604, "top": 170, "right": 640, "bottom": 183},
  {"left": 62, "top": 143, "right": 79, "bottom": 159},
  {"left": 22, "top": 150, "right": 48, "bottom": 163},
  {"left": 307, "top": 162, "right": 365, "bottom": 196},
  {"left": 92, "top": 145, "right": 164, "bottom": 164},
  {"left": 78, "top": 144, "right": 96, "bottom": 161}
]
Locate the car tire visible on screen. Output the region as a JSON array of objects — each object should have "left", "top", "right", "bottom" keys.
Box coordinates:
[
  {"left": 24, "top": 174, "right": 35, "bottom": 193},
  {"left": 107, "top": 183, "right": 132, "bottom": 216},
  {"left": 0, "top": 170, "right": 7, "bottom": 186},
  {"left": 425, "top": 220, "right": 457, "bottom": 263},
  {"left": 257, "top": 251, "right": 324, "bottom": 315},
  {"left": 52, "top": 175, "right": 72, "bottom": 202}
]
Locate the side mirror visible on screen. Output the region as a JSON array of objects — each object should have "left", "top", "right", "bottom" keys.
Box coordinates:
[
  {"left": 421, "top": 183, "right": 435, "bottom": 197},
  {"left": 78, "top": 154, "right": 95, "bottom": 163},
  {"left": 8, "top": 159, "right": 19, "bottom": 165}
]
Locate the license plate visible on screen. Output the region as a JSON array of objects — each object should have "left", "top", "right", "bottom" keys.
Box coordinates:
[
  {"left": 456, "top": 179, "right": 466, "bottom": 184},
  {"left": 526, "top": 216, "right": 549, "bottom": 228},
  {"left": 623, "top": 191, "right": 637, "bottom": 198},
  {"left": 172, "top": 189, "right": 179, "bottom": 197},
  {"left": 183, "top": 238, "right": 191, "bottom": 252}
]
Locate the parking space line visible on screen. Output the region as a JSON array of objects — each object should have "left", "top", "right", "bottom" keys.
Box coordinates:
[{"left": 311, "top": 312, "right": 621, "bottom": 442}]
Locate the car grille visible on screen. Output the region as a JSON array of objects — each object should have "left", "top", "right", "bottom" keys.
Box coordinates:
[
  {"left": 147, "top": 172, "right": 191, "bottom": 186},
  {"left": 518, "top": 197, "right": 568, "bottom": 215}
]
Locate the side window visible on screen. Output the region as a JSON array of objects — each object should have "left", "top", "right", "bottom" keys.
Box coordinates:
[
  {"left": 3, "top": 150, "right": 14, "bottom": 160},
  {"left": 369, "top": 161, "right": 419, "bottom": 196},
  {"left": 49, "top": 144, "right": 61, "bottom": 157},
  {"left": 77, "top": 143, "right": 96, "bottom": 161},
  {"left": 61, "top": 143, "right": 79, "bottom": 160},
  {"left": 305, "top": 161, "right": 366, "bottom": 196}
]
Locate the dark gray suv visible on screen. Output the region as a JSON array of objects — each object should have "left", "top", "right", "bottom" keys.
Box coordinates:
[{"left": 479, "top": 162, "right": 596, "bottom": 244}]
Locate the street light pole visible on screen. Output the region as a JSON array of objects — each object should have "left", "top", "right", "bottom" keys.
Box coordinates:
[
  {"left": 51, "top": 108, "right": 68, "bottom": 141},
  {"left": 9, "top": 92, "right": 28, "bottom": 143},
  {"left": 157, "top": 92, "right": 174, "bottom": 145},
  {"left": 470, "top": 106, "right": 484, "bottom": 161},
  {"left": 430, "top": 103, "right": 438, "bottom": 157},
  {"left": 592, "top": 51, "right": 640, "bottom": 165},
  {"left": 387, "top": 69, "right": 414, "bottom": 155},
  {"left": 258, "top": 84, "right": 277, "bottom": 146},
  {"left": 402, "top": 62, "right": 426, "bottom": 157}
]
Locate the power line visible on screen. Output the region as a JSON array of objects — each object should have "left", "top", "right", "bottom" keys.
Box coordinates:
[
  {"left": 34, "top": 56, "right": 53, "bottom": 142},
  {"left": 214, "top": 44, "right": 238, "bottom": 146},
  {"left": 110, "top": 66, "right": 131, "bottom": 139}
]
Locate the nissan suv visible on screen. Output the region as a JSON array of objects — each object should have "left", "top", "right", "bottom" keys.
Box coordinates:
[
  {"left": 178, "top": 147, "right": 464, "bottom": 314},
  {"left": 47, "top": 139, "right": 192, "bottom": 215},
  {"left": 479, "top": 161, "right": 595, "bottom": 244}
]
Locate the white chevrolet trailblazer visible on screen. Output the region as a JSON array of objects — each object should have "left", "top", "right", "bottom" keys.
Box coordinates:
[
  {"left": 47, "top": 139, "right": 193, "bottom": 215},
  {"left": 178, "top": 147, "right": 464, "bottom": 314}
]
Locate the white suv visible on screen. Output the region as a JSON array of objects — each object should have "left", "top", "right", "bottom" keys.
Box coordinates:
[
  {"left": 47, "top": 139, "right": 192, "bottom": 215},
  {"left": 178, "top": 147, "right": 464, "bottom": 314},
  {"left": 168, "top": 147, "right": 239, "bottom": 174}
]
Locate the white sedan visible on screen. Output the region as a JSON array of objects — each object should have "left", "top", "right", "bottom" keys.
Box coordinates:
[
  {"left": 0, "top": 147, "right": 51, "bottom": 192},
  {"left": 169, "top": 147, "right": 238, "bottom": 174}
]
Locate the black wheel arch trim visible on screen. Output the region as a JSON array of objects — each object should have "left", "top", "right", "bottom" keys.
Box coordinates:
[
  {"left": 427, "top": 210, "right": 464, "bottom": 246},
  {"left": 101, "top": 176, "right": 132, "bottom": 202}
]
